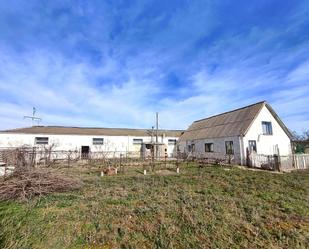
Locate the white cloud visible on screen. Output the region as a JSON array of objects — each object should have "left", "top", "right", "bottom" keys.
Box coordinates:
[
  {"left": 0, "top": 47, "right": 165, "bottom": 129},
  {"left": 0, "top": 1, "right": 309, "bottom": 133}
]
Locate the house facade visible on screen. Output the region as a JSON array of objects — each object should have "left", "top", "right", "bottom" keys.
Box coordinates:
[
  {"left": 178, "top": 101, "right": 292, "bottom": 165},
  {"left": 0, "top": 126, "right": 182, "bottom": 158}
]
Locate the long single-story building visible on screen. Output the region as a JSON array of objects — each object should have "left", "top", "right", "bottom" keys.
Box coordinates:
[
  {"left": 0, "top": 101, "right": 295, "bottom": 167},
  {"left": 178, "top": 101, "right": 293, "bottom": 165},
  {"left": 0, "top": 126, "right": 183, "bottom": 158}
]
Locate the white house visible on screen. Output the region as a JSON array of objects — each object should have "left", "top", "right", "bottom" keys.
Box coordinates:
[
  {"left": 0, "top": 126, "right": 183, "bottom": 158},
  {"left": 178, "top": 101, "right": 293, "bottom": 165}
]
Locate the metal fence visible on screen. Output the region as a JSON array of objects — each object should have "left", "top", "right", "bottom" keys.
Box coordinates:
[
  {"left": 2, "top": 147, "right": 309, "bottom": 173},
  {"left": 248, "top": 153, "right": 309, "bottom": 171},
  {"left": 0, "top": 146, "right": 183, "bottom": 176},
  {"left": 0, "top": 147, "right": 180, "bottom": 167}
]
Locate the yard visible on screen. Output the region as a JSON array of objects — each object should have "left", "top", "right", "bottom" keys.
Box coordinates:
[{"left": 0, "top": 164, "right": 308, "bottom": 249}]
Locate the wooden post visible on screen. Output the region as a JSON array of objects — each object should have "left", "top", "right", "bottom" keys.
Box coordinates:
[
  {"left": 274, "top": 154, "right": 281, "bottom": 172},
  {"left": 246, "top": 148, "right": 250, "bottom": 166}
]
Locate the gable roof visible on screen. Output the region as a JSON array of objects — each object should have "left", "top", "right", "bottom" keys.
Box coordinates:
[
  {"left": 179, "top": 101, "right": 292, "bottom": 141},
  {"left": 0, "top": 126, "right": 183, "bottom": 137}
]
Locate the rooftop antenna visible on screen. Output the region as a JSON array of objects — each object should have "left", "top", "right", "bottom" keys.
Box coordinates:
[{"left": 24, "top": 107, "right": 42, "bottom": 126}]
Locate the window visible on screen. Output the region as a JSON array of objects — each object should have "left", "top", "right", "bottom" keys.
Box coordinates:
[
  {"left": 168, "top": 139, "right": 177, "bottom": 145},
  {"left": 133, "top": 139, "right": 143, "bottom": 145},
  {"left": 205, "top": 143, "right": 214, "bottom": 152},
  {"left": 262, "top": 121, "right": 273, "bottom": 135},
  {"left": 248, "top": 140, "right": 257, "bottom": 152},
  {"left": 93, "top": 138, "right": 104, "bottom": 145},
  {"left": 225, "top": 141, "right": 234, "bottom": 155},
  {"left": 35, "top": 137, "right": 49, "bottom": 145},
  {"left": 188, "top": 144, "right": 195, "bottom": 152}
]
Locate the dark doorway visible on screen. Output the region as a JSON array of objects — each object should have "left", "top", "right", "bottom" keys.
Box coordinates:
[
  {"left": 248, "top": 140, "right": 257, "bottom": 153},
  {"left": 81, "top": 146, "right": 90, "bottom": 159}
]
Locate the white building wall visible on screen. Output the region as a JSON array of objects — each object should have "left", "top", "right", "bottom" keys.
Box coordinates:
[
  {"left": 178, "top": 136, "right": 242, "bottom": 164},
  {"left": 243, "top": 105, "right": 291, "bottom": 156},
  {"left": 0, "top": 133, "right": 179, "bottom": 157}
]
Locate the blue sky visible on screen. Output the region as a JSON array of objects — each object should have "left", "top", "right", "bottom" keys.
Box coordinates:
[{"left": 0, "top": 0, "right": 309, "bottom": 132}]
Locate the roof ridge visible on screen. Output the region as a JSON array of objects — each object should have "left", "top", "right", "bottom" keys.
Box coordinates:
[
  {"left": 193, "top": 101, "right": 266, "bottom": 123},
  {"left": 1, "top": 126, "right": 184, "bottom": 133}
]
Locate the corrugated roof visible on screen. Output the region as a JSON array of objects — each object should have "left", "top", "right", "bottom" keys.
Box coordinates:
[
  {"left": 1, "top": 126, "right": 183, "bottom": 137},
  {"left": 179, "top": 101, "right": 292, "bottom": 141}
]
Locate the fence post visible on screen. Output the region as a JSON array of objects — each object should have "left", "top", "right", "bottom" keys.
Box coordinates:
[
  {"left": 273, "top": 154, "right": 281, "bottom": 172},
  {"left": 246, "top": 148, "right": 250, "bottom": 166},
  {"left": 295, "top": 155, "right": 299, "bottom": 169}
]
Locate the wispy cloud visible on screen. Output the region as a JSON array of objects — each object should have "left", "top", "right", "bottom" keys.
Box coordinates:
[{"left": 0, "top": 0, "right": 309, "bottom": 132}]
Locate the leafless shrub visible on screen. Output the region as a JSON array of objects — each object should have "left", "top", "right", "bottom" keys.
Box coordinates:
[
  {"left": 0, "top": 167, "right": 81, "bottom": 201},
  {"left": 1, "top": 146, "right": 36, "bottom": 170}
]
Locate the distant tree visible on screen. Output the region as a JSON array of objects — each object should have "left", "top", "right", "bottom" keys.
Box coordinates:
[
  {"left": 292, "top": 130, "right": 309, "bottom": 141},
  {"left": 303, "top": 130, "right": 309, "bottom": 140},
  {"left": 292, "top": 130, "right": 309, "bottom": 153}
]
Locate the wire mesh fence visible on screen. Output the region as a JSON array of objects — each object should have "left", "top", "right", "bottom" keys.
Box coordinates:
[
  {"left": 2, "top": 146, "right": 308, "bottom": 176},
  {"left": 0, "top": 146, "right": 186, "bottom": 176}
]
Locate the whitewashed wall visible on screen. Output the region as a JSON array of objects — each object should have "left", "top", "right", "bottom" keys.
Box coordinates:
[
  {"left": 243, "top": 105, "right": 291, "bottom": 156},
  {"left": 0, "top": 133, "right": 178, "bottom": 157},
  {"left": 178, "top": 136, "right": 242, "bottom": 164},
  {"left": 177, "top": 105, "right": 291, "bottom": 165}
]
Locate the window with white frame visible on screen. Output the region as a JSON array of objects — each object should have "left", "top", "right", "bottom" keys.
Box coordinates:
[
  {"left": 262, "top": 121, "right": 273, "bottom": 135},
  {"left": 225, "top": 141, "right": 234, "bottom": 155},
  {"left": 93, "top": 138, "right": 104, "bottom": 145},
  {"left": 188, "top": 143, "right": 195, "bottom": 152},
  {"left": 35, "top": 137, "right": 49, "bottom": 145},
  {"left": 168, "top": 139, "right": 177, "bottom": 145},
  {"left": 188, "top": 144, "right": 192, "bottom": 152},
  {"left": 205, "top": 143, "right": 214, "bottom": 152},
  {"left": 133, "top": 139, "right": 143, "bottom": 145}
]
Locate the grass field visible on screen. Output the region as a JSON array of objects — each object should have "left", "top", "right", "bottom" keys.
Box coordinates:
[{"left": 0, "top": 164, "right": 308, "bottom": 249}]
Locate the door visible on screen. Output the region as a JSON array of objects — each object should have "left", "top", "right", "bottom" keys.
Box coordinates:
[
  {"left": 248, "top": 140, "right": 257, "bottom": 153},
  {"left": 81, "top": 146, "right": 90, "bottom": 159},
  {"left": 167, "top": 139, "right": 177, "bottom": 157}
]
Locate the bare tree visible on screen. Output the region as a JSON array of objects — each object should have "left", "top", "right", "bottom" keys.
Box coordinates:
[{"left": 292, "top": 130, "right": 309, "bottom": 141}]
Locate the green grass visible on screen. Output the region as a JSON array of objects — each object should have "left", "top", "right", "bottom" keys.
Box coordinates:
[{"left": 0, "top": 164, "right": 308, "bottom": 249}]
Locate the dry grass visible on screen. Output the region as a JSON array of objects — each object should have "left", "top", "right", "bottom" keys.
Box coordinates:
[{"left": 0, "top": 164, "right": 308, "bottom": 249}]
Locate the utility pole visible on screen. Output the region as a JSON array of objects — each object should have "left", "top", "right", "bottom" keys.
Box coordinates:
[
  {"left": 151, "top": 126, "right": 154, "bottom": 143},
  {"left": 24, "top": 107, "right": 42, "bottom": 126},
  {"left": 156, "top": 112, "right": 159, "bottom": 159}
]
